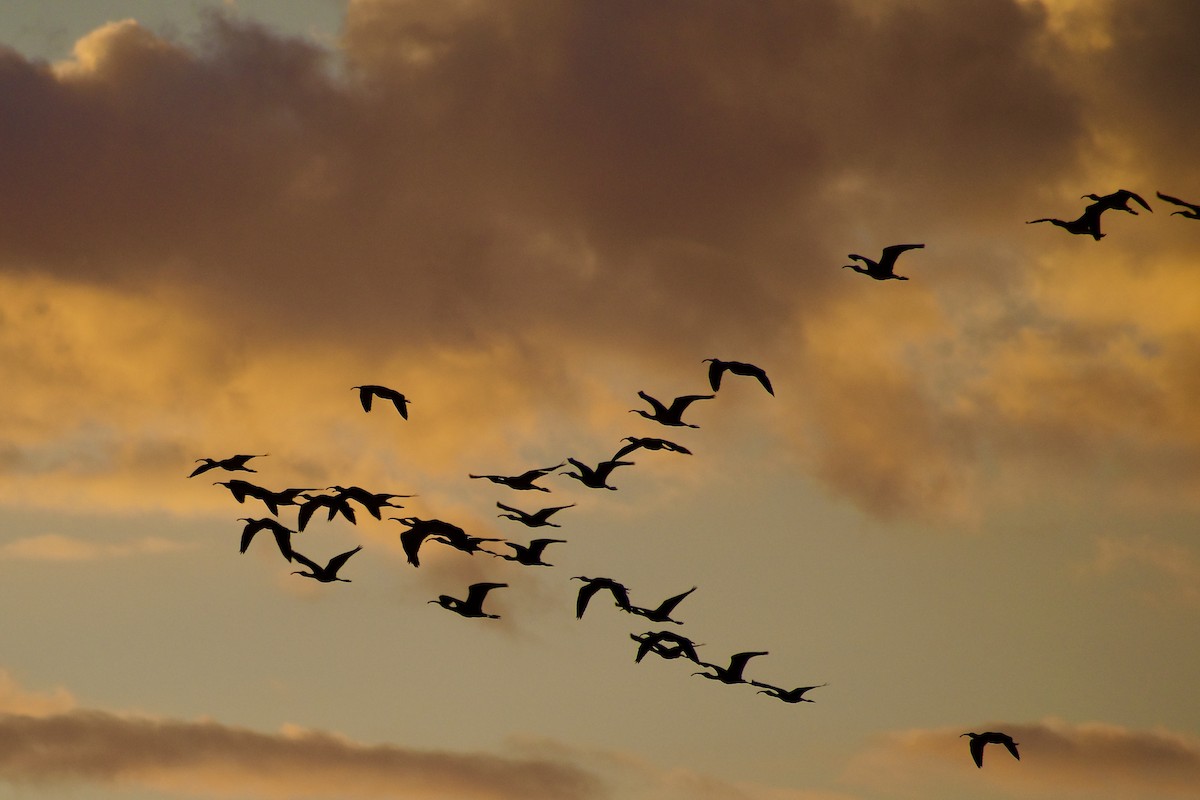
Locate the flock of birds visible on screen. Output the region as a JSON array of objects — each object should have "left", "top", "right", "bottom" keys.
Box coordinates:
[{"left": 190, "top": 188, "right": 1194, "bottom": 768}]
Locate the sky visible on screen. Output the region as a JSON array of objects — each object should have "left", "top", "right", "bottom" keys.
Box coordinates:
[{"left": 0, "top": 0, "right": 1198, "bottom": 798}]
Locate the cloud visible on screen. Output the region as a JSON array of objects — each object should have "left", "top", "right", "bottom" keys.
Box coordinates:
[
  {"left": 846, "top": 718, "right": 1200, "bottom": 798},
  {"left": 0, "top": 671, "right": 75, "bottom": 717},
  {"left": 1077, "top": 535, "right": 1200, "bottom": 609},
  {"left": 0, "top": 708, "right": 601, "bottom": 800},
  {"left": 0, "top": 533, "right": 192, "bottom": 561},
  {"left": 0, "top": 0, "right": 1198, "bottom": 524}
]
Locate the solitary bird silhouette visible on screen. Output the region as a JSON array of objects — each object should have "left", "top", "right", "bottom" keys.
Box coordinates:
[
  {"left": 352, "top": 385, "right": 410, "bottom": 418},
  {"left": 693, "top": 651, "right": 769, "bottom": 685},
  {"left": 961, "top": 731, "right": 1020, "bottom": 768},
  {"left": 1081, "top": 189, "right": 1152, "bottom": 214},
  {"left": 613, "top": 436, "right": 692, "bottom": 460},
  {"left": 1156, "top": 191, "right": 1200, "bottom": 219},
  {"left": 627, "top": 586, "right": 697, "bottom": 625},
  {"left": 630, "top": 631, "right": 704, "bottom": 663},
  {"left": 238, "top": 517, "right": 295, "bottom": 561},
  {"left": 469, "top": 463, "right": 565, "bottom": 492},
  {"left": 631, "top": 391, "right": 714, "bottom": 428},
  {"left": 189, "top": 454, "right": 267, "bottom": 478},
  {"left": 429, "top": 582, "right": 508, "bottom": 619},
  {"left": 1027, "top": 204, "right": 1106, "bottom": 240},
  {"left": 290, "top": 546, "right": 362, "bottom": 582},
  {"left": 750, "top": 681, "right": 828, "bottom": 703},
  {"left": 572, "top": 576, "right": 632, "bottom": 619},
  {"left": 486, "top": 537, "right": 567, "bottom": 566},
  {"left": 703, "top": 359, "right": 774, "bottom": 395},
  {"left": 560, "top": 457, "right": 634, "bottom": 490},
  {"left": 842, "top": 243, "right": 924, "bottom": 280},
  {"left": 495, "top": 502, "right": 575, "bottom": 528}
]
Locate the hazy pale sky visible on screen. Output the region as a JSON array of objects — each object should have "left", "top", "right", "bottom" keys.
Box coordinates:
[{"left": 0, "top": 1, "right": 1198, "bottom": 799}]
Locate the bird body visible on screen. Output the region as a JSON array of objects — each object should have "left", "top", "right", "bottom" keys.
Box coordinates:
[
  {"left": 214, "top": 479, "right": 280, "bottom": 514},
  {"left": 703, "top": 359, "right": 774, "bottom": 395},
  {"left": 561, "top": 457, "right": 634, "bottom": 490},
  {"left": 751, "top": 681, "right": 828, "bottom": 703},
  {"left": 495, "top": 502, "right": 574, "bottom": 527},
  {"left": 628, "top": 586, "right": 697, "bottom": 624},
  {"left": 237, "top": 517, "right": 295, "bottom": 561},
  {"left": 631, "top": 391, "right": 714, "bottom": 428},
  {"left": 429, "top": 582, "right": 508, "bottom": 618},
  {"left": 469, "top": 463, "right": 565, "bottom": 492},
  {"left": 613, "top": 437, "right": 692, "bottom": 460},
  {"left": 1027, "top": 204, "right": 1105, "bottom": 239},
  {"left": 487, "top": 537, "right": 567, "bottom": 566},
  {"left": 1157, "top": 191, "right": 1200, "bottom": 219},
  {"left": 190, "top": 454, "right": 267, "bottom": 478},
  {"left": 390, "top": 517, "right": 469, "bottom": 567},
  {"left": 352, "top": 384, "right": 410, "bottom": 417},
  {"left": 572, "top": 576, "right": 632, "bottom": 619},
  {"left": 328, "top": 485, "right": 413, "bottom": 519},
  {"left": 961, "top": 731, "right": 1020, "bottom": 768},
  {"left": 693, "top": 651, "right": 769, "bottom": 684},
  {"left": 290, "top": 546, "right": 362, "bottom": 582},
  {"left": 1082, "top": 189, "right": 1152, "bottom": 214},
  {"left": 842, "top": 243, "right": 924, "bottom": 280}
]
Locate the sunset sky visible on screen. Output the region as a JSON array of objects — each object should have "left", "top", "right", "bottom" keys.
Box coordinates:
[{"left": 1, "top": 1, "right": 1198, "bottom": 798}]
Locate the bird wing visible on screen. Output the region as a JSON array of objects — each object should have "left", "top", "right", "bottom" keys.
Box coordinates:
[
  {"left": 399, "top": 528, "right": 429, "bottom": 566},
  {"left": 655, "top": 586, "right": 697, "bottom": 616},
  {"left": 969, "top": 737, "right": 985, "bottom": 768},
  {"left": 636, "top": 391, "right": 667, "bottom": 415},
  {"left": 270, "top": 527, "right": 294, "bottom": 561},
  {"left": 668, "top": 394, "right": 715, "bottom": 414},
  {"left": 189, "top": 460, "right": 217, "bottom": 478},
  {"left": 727, "top": 651, "right": 769, "bottom": 679},
  {"left": 1003, "top": 739, "right": 1019, "bottom": 761},
  {"left": 390, "top": 394, "right": 409, "bottom": 418},
  {"left": 879, "top": 243, "right": 925, "bottom": 270},
  {"left": 466, "top": 582, "right": 507, "bottom": 606},
  {"left": 289, "top": 550, "right": 321, "bottom": 573},
  {"left": 575, "top": 582, "right": 602, "bottom": 619},
  {"left": 706, "top": 359, "right": 727, "bottom": 391},
  {"left": 1156, "top": 191, "right": 1199, "bottom": 210},
  {"left": 1128, "top": 191, "right": 1152, "bottom": 212},
  {"left": 355, "top": 386, "right": 374, "bottom": 412},
  {"left": 495, "top": 501, "right": 527, "bottom": 518},
  {"left": 238, "top": 521, "right": 262, "bottom": 554},
  {"left": 612, "top": 441, "right": 641, "bottom": 459},
  {"left": 326, "top": 546, "right": 363, "bottom": 574}
]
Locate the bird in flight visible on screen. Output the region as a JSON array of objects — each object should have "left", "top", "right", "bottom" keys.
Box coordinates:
[
  {"left": 627, "top": 586, "right": 697, "bottom": 625},
  {"left": 237, "top": 517, "right": 295, "bottom": 561},
  {"left": 390, "top": 517, "right": 469, "bottom": 567},
  {"left": 1081, "top": 189, "right": 1152, "bottom": 214},
  {"left": 842, "top": 243, "right": 924, "bottom": 281},
  {"left": 328, "top": 485, "right": 413, "bottom": 520},
  {"left": 703, "top": 359, "right": 774, "bottom": 395},
  {"left": 1027, "top": 204, "right": 1106, "bottom": 240},
  {"left": 612, "top": 436, "right": 692, "bottom": 460},
  {"left": 189, "top": 454, "right": 267, "bottom": 478},
  {"left": 630, "top": 630, "right": 704, "bottom": 663},
  {"left": 296, "top": 492, "right": 357, "bottom": 531},
  {"left": 469, "top": 463, "right": 565, "bottom": 492},
  {"left": 692, "top": 651, "right": 769, "bottom": 685},
  {"left": 961, "top": 731, "right": 1020, "bottom": 768},
  {"left": 560, "top": 457, "right": 634, "bottom": 490},
  {"left": 352, "top": 385, "right": 410, "bottom": 418},
  {"left": 572, "top": 576, "right": 632, "bottom": 619},
  {"left": 213, "top": 479, "right": 281, "bottom": 514},
  {"left": 486, "top": 537, "right": 567, "bottom": 566},
  {"left": 429, "top": 582, "right": 508, "bottom": 619},
  {"left": 630, "top": 391, "right": 714, "bottom": 428},
  {"left": 290, "top": 546, "right": 362, "bottom": 583},
  {"left": 750, "top": 681, "right": 828, "bottom": 703},
  {"left": 495, "top": 502, "right": 575, "bottom": 528},
  {"left": 1156, "top": 191, "right": 1200, "bottom": 219}
]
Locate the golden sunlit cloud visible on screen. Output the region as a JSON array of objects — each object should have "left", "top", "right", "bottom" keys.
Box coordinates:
[
  {"left": 0, "top": 533, "right": 192, "bottom": 561},
  {"left": 0, "top": 671, "right": 75, "bottom": 717}
]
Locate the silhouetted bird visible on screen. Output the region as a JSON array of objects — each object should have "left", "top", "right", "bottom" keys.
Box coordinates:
[
  {"left": 1027, "top": 204, "right": 1105, "bottom": 240},
  {"left": 631, "top": 631, "right": 703, "bottom": 663},
  {"left": 750, "top": 681, "right": 828, "bottom": 703},
  {"left": 495, "top": 502, "right": 575, "bottom": 528},
  {"left": 560, "top": 457, "right": 634, "bottom": 490},
  {"left": 486, "top": 538, "right": 567, "bottom": 566},
  {"left": 613, "top": 436, "right": 692, "bottom": 460},
  {"left": 238, "top": 517, "right": 295, "bottom": 561},
  {"left": 842, "top": 244, "right": 924, "bottom": 280},
  {"left": 352, "top": 385, "right": 410, "bottom": 418},
  {"left": 1082, "top": 189, "right": 1152, "bottom": 214},
  {"left": 627, "top": 586, "right": 697, "bottom": 625},
  {"left": 572, "top": 576, "right": 632, "bottom": 619},
  {"left": 630, "top": 391, "right": 714, "bottom": 428},
  {"left": 429, "top": 532, "right": 503, "bottom": 556},
  {"left": 429, "top": 582, "right": 508, "bottom": 619},
  {"left": 262, "top": 487, "right": 315, "bottom": 509},
  {"left": 290, "top": 546, "right": 362, "bottom": 583},
  {"left": 693, "top": 651, "right": 769, "bottom": 684},
  {"left": 1156, "top": 191, "right": 1200, "bottom": 219},
  {"left": 961, "top": 731, "right": 1020, "bottom": 768},
  {"left": 213, "top": 480, "right": 280, "bottom": 514},
  {"left": 390, "top": 517, "right": 469, "bottom": 567},
  {"left": 328, "top": 485, "right": 413, "bottom": 520},
  {"left": 703, "top": 359, "right": 774, "bottom": 395},
  {"left": 189, "top": 454, "right": 267, "bottom": 478},
  {"left": 297, "top": 493, "right": 356, "bottom": 530},
  {"left": 469, "top": 463, "right": 565, "bottom": 492}
]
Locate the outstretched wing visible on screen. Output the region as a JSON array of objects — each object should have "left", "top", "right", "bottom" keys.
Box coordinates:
[
  {"left": 1003, "top": 739, "right": 1020, "bottom": 761},
  {"left": 968, "top": 736, "right": 985, "bottom": 768},
  {"left": 655, "top": 586, "right": 697, "bottom": 616},
  {"left": 668, "top": 394, "right": 715, "bottom": 414},
  {"left": 326, "top": 545, "right": 363, "bottom": 574}
]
